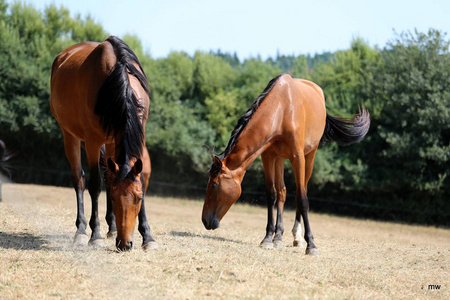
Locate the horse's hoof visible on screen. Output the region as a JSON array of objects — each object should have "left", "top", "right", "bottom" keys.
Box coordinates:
[
  {"left": 273, "top": 240, "right": 284, "bottom": 248},
  {"left": 89, "top": 238, "right": 105, "bottom": 249},
  {"left": 107, "top": 231, "right": 117, "bottom": 239},
  {"left": 293, "top": 240, "right": 305, "bottom": 247},
  {"left": 305, "top": 248, "right": 320, "bottom": 256},
  {"left": 73, "top": 234, "right": 89, "bottom": 246},
  {"left": 259, "top": 241, "right": 274, "bottom": 250},
  {"left": 142, "top": 241, "right": 158, "bottom": 251}
]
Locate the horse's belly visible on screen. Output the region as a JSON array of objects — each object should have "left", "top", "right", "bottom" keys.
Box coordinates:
[{"left": 52, "top": 96, "right": 102, "bottom": 142}]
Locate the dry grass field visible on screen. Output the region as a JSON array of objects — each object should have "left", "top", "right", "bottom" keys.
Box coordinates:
[{"left": 0, "top": 183, "right": 448, "bottom": 299}]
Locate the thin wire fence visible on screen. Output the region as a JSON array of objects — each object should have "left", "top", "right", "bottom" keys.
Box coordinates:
[{"left": 2, "top": 165, "right": 449, "bottom": 220}]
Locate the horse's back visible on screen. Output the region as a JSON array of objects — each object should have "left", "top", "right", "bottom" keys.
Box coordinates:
[
  {"left": 273, "top": 75, "right": 326, "bottom": 154},
  {"left": 294, "top": 78, "right": 325, "bottom": 104},
  {"left": 50, "top": 40, "right": 116, "bottom": 141}
]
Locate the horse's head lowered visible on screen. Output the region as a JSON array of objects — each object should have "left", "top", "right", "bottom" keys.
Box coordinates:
[
  {"left": 202, "top": 155, "right": 242, "bottom": 230},
  {"left": 106, "top": 157, "right": 144, "bottom": 250}
]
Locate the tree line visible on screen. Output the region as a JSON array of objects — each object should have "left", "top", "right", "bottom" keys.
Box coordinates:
[{"left": 0, "top": 1, "right": 448, "bottom": 225}]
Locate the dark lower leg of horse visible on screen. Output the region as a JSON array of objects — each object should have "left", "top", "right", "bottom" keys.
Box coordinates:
[
  {"left": 260, "top": 188, "right": 276, "bottom": 249},
  {"left": 75, "top": 193, "right": 87, "bottom": 235},
  {"left": 87, "top": 165, "right": 103, "bottom": 246},
  {"left": 299, "top": 195, "right": 319, "bottom": 255},
  {"left": 73, "top": 171, "right": 89, "bottom": 246},
  {"left": 105, "top": 190, "right": 117, "bottom": 239},
  {"left": 138, "top": 197, "right": 157, "bottom": 250},
  {"left": 273, "top": 202, "right": 285, "bottom": 248}
]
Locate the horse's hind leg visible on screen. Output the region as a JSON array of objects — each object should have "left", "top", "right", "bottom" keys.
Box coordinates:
[
  {"left": 63, "top": 132, "right": 88, "bottom": 246},
  {"left": 291, "top": 149, "right": 319, "bottom": 255},
  {"left": 85, "top": 142, "right": 104, "bottom": 247},
  {"left": 273, "top": 157, "right": 286, "bottom": 248}
]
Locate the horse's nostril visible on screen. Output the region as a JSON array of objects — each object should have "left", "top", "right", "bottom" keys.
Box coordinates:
[
  {"left": 116, "top": 239, "right": 133, "bottom": 251},
  {"left": 202, "top": 215, "right": 220, "bottom": 230}
]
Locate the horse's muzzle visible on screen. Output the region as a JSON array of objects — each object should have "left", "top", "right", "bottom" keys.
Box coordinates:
[
  {"left": 116, "top": 239, "right": 133, "bottom": 251},
  {"left": 202, "top": 214, "right": 220, "bottom": 230}
]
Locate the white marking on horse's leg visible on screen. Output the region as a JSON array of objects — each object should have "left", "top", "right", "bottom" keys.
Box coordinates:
[{"left": 292, "top": 219, "right": 305, "bottom": 247}]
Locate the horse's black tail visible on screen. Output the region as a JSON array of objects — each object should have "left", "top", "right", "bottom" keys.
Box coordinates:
[
  {"left": 95, "top": 36, "right": 149, "bottom": 179},
  {"left": 320, "top": 107, "right": 370, "bottom": 146}
]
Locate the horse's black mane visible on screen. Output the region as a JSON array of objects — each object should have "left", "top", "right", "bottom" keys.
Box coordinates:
[
  {"left": 220, "top": 74, "right": 283, "bottom": 158},
  {"left": 94, "top": 36, "right": 149, "bottom": 180}
]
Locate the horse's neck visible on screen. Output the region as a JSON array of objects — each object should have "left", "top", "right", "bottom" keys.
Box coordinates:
[{"left": 224, "top": 107, "right": 276, "bottom": 179}]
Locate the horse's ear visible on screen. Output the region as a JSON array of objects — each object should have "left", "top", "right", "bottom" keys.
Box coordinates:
[
  {"left": 213, "top": 155, "right": 222, "bottom": 168},
  {"left": 107, "top": 158, "right": 119, "bottom": 174},
  {"left": 208, "top": 155, "right": 223, "bottom": 177},
  {"left": 203, "top": 144, "right": 215, "bottom": 160},
  {"left": 133, "top": 158, "right": 143, "bottom": 176}
]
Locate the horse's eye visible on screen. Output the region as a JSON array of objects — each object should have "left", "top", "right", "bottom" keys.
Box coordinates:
[
  {"left": 137, "top": 196, "right": 143, "bottom": 202},
  {"left": 212, "top": 183, "right": 218, "bottom": 188}
]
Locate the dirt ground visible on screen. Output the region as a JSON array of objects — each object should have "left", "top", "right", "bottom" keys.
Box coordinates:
[{"left": 0, "top": 183, "right": 448, "bottom": 299}]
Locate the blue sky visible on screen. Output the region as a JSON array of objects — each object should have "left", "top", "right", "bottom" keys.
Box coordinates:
[{"left": 22, "top": 0, "right": 450, "bottom": 60}]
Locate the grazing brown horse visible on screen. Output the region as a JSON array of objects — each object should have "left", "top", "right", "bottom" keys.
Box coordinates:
[
  {"left": 51, "top": 36, "right": 156, "bottom": 251},
  {"left": 202, "top": 74, "right": 370, "bottom": 255}
]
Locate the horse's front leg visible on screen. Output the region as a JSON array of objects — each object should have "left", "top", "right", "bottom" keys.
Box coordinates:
[
  {"left": 105, "top": 189, "right": 117, "bottom": 239},
  {"left": 273, "top": 158, "right": 286, "bottom": 248},
  {"left": 85, "top": 143, "right": 104, "bottom": 247},
  {"left": 138, "top": 173, "right": 157, "bottom": 250},
  {"left": 260, "top": 187, "right": 276, "bottom": 249},
  {"left": 102, "top": 143, "right": 117, "bottom": 239},
  {"left": 87, "top": 163, "right": 104, "bottom": 247},
  {"left": 138, "top": 195, "right": 157, "bottom": 250},
  {"left": 63, "top": 133, "right": 88, "bottom": 246},
  {"left": 260, "top": 153, "right": 276, "bottom": 249},
  {"left": 273, "top": 188, "right": 286, "bottom": 248}
]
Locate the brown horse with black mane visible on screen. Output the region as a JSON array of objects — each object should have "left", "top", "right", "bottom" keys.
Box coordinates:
[
  {"left": 202, "top": 74, "right": 370, "bottom": 255},
  {"left": 51, "top": 36, "right": 156, "bottom": 251}
]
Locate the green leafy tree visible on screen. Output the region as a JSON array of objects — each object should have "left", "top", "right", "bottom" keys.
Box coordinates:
[
  {"left": 205, "top": 89, "right": 240, "bottom": 148},
  {"left": 305, "top": 38, "right": 379, "bottom": 191},
  {"left": 192, "top": 51, "right": 236, "bottom": 101},
  {"left": 148, "top": 51, "right": 194, "bottom": 102},
  {"left": 0, "top": 1, "right": 108, "bottom": 184},
  {"left": 1, "top": 1, "right": 448, "bottom": 224},
  {"left": 369, "top": 29, "right": 450, "bottom": 199},
  {"left": 236, "top": 57, "right": 282, "bottom": 106}
]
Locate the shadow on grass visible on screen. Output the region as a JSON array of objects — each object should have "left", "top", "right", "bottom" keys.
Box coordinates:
[
  {"left": 0, "top": 231, "right": 49, "bottom": 250},
  {"left": 170, "top": 230, "right": 246, "bottom": 244},
  {"left": 0, "top": 232, "right": 75, "bottom": 251}
]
